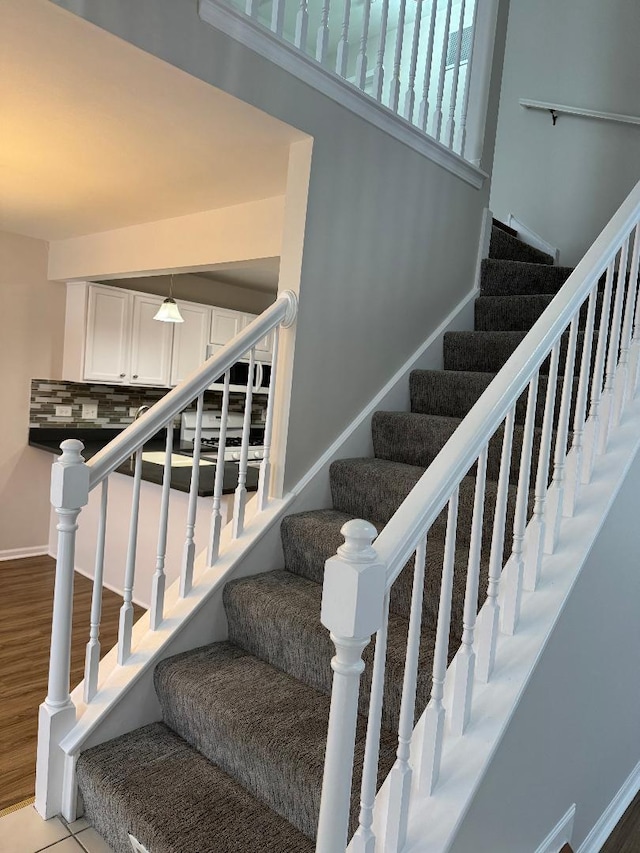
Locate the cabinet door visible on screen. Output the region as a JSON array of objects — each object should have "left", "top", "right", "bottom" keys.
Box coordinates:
[
  {"left": 170, "top": 303, "right": 212, "bottom": 386},
  {"left": 210, "top": 307, "right": 243, "bottom": 347},
  {"left": 84, "top": 285, "right": 131, "bottom": 383},
  {"left": 129, "top": 294, "right": 173, "bottom": 386},
  {"left": 241, "top": 312, "right": 273, "bottom": 362}
]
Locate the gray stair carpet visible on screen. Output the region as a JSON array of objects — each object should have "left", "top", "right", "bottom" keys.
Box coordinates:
[{"left": 76, "top": 222, "right": 572, "bottom": 850}]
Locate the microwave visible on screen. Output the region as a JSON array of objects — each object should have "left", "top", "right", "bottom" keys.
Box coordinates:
[{"left": 206, "top": 345, "right": 271, "bottom": 394}]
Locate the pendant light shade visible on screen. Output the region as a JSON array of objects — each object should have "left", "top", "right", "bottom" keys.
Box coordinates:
[{"left": 153, "top": 274, "right": 184, "bottom": 323}]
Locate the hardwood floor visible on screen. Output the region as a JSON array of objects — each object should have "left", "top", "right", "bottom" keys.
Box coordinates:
[
  {"left": 601, "top": 789, "right": 640, "bottom": 853},
  {"left": 0, "top": 555, "right": 145, "bottom": 812}
]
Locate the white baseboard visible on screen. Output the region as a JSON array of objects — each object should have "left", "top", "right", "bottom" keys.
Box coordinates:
[
  {"left": 577, "top": 759, "right": 640, "bottom": 853},
  {"left": 0, "top": 545, "right": 50, "bottom": 562},
  {"left": 535, "top": 804, "right": 576, "bottom": 853}
]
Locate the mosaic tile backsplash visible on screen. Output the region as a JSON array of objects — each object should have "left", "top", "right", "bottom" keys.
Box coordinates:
[{"left": 29, "top": 379, "right": 266, "bottom": 429}]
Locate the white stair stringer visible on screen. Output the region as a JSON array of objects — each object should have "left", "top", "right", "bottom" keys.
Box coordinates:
[{"left": 362, "top": 392, "right": 640, "bottom": 853}]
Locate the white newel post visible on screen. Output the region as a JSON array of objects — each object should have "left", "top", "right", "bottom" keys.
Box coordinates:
[
  {"left": 36, "top": 440, "right": 90, "bottom": 819},
  {"left": 316, "top": 520, "right": 386, "bottom": 853}
]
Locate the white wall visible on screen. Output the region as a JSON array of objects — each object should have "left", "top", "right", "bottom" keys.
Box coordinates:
[
  {"left": 449, "top": 447, "right": 640, "bottom": 853},
  {"left": 52, "top": 0, "right": 510, "bottom": 491},
  {"left": 0, "top": 230, "right": 66, "bottom": 556},
  {"left": 490, "top": 0, "right": 640, "bottom": 265}
]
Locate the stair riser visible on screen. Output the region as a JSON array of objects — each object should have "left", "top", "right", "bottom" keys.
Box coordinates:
[
  {"left": 474, "top": 291, "right": 603, "bottom": 332},
  {"left": 481, "top": 258, "right": 573, "bottom": 296}
]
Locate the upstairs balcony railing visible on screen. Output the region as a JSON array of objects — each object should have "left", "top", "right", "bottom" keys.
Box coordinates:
[{"left": 199, "top": 0, "right": 499, "bottom": 171}]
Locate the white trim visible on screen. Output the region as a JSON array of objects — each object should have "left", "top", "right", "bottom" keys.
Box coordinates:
[
  {"left": 520, "top": 99, "right": 640, "bottom": 128},
  {"left": 507, "top": 214, "right": 561, "bottom": 264},
  {"left": 535, "top": 804, "right": 576, "bottom": 853},
  {"left": 198, "top": 0, "right": 487, "bottom": 190},
  {"left": 577, "top": 759, "right": 640, "bottom": 853},
  {"left": 0, "top": 545, "right": 50, "bottom": 562}
]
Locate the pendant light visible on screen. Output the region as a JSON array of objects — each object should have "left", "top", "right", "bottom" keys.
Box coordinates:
[{"left": 153, "top": 274, "right": 184, "bottom": 323}]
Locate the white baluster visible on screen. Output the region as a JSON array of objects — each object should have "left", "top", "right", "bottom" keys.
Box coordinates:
[
  {"left": 316, "top": 0, "right": 331, "bottom": 64},
  {"left": 614, "top": 225, "right": 640, "bottom": 422},
  {"left": 180, "top": 394, "right": 204, "bottom": 598},
  {"left": 389, "top": 0, "right": 408, "bottom": 113},
  {"left": 36, "top": 440, "right": 89, "bottom": 819},
  {"left": 629, "top": 230, "right": 640, "bottom": 399},
  {"left": 458, "top": 0, "right": 478, "bottom": 155},
  {"left": 599, "top": 241, "right": 628, "bottom": 453},
  {"left": 450, "top": 447, "right": 487, "bottom": 736},
  {"left": 271, "top": 0, "right": 285, "bottom": 36},
  {"left": 524, "top": 343, "right": 560, "bottom": 591},
  {"left": 355, "top": 0, "right": 373, "bottom": 90},
  {"left": 351, "top": 592, "right": 390, "bottom": 853},
  {"left": 150, "top": 422, "right": 173, "bottom": 628},
  {"left": 403, "top": 0, "right": 424, "bottom": 122},
  {"left": 294, "top": 0, "right": 309, "bottom": 51},
  {"left": 444, "top": 0, "right": 466, "bottom": 148},
  {"left": 336, "top": 0, "right": 352, "bottom": 77},
  {"left": 417, "top": 0, "right": 438, "bottom": 131},
  {"left": 563, "top": 289, "right": 597, "bottom": 517},
  {"left": 232, "top": 349, "right": 255, "bottom": 539},
  {"left": 372, "top": 0, "right": 391, "bottom": 102},
  {"left": 118, "top": 446, "right": 142, "bottom": 665},
  {"left": 385, "top": 535, "right": 427, "bottom": 850},
  {"left": 245, "top": 0, "right": 259, "bottom": 16},
  {"left": 502, "top": 374, "right": 538, "bottom": 635},
  {"left": 257, "top": 329, "right": 279, "bottom": 512},
  {"left": 581, "top": 261, "right": 614, "bottom": 484},
  {"left": 430, "top": 0, "right": 453, "bottom": 141},
  {"left": 83, "top": 478, "right": 108, "bottom": 702},
  {"left": 544, "top": 319, "right": 578, "bottom": 555},
  {"left": 316, "top": 520, "right": 386, "bottom": 853},
  {"left": 476, "top": 409, "right": 514, "bottom": 682},
  {"left": 419, "top": 488, "right": 458, "bottom": 796},
  {"left": 208, "top": 372, "right": 231, "bottom": 565}
]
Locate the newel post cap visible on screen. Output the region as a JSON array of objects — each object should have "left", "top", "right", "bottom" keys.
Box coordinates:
[
  {"left": 321, "top": 519, "right": 386, "bottom": 639},
  {"left": 50, "top": 439, "right": 90, "bottom": 510}
]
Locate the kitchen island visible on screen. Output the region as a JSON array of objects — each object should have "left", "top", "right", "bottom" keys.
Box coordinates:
[{"left": 30, "top": 428, "right": 259, "bottom": 607}]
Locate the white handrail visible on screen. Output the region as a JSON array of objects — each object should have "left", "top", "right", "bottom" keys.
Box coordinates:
[
  {"left": 520, "top": 98, "right": 640, "bottom": 128},
  {"left": 87, "top": 291, "right": 297, "bottom": 489},
  {"left": 375, "top": 179, "right": 640, "bottom": 585}
]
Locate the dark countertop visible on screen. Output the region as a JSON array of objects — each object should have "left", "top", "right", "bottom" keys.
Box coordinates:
[{"left": 29, "top": 428, "right": 258, "bottom": 497}]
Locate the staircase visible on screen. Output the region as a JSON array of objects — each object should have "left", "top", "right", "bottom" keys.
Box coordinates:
[{"left": 75, "top": 224, "right": 572, "bottom": 851}]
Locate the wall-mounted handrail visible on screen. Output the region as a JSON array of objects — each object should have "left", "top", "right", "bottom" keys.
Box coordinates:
[
  {"left": 88, "top": 291, "right": 297, "bottom": 489},
  {"left": 520, "top": 98, "right": 640, "bottom": 128}
]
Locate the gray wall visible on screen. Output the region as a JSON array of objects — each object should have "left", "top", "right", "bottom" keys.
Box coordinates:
[
  {"left": 449, "top": 448, "right": 640, "bottom": 853},
  {"left": 53, "top": 0, "right": 509, "bottom": 489},
  {"left": 490, "top": 0, "right": 640, "bottom": 266}
]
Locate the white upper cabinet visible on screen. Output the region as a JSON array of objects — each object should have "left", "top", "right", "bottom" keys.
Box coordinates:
[
  {"left": 129, "top": 294, "right": 173, "bottom": 386},
  {"left": 170, "top": 302, "right": 212, "bottom": 386},
  {"left": 84, "top": 285, "right": 131, "bottom": 383},
  {"left": 210, "top": 307, "right": 242, "bottom": 347},
  {"left": 241, "top": 312, "right": 273, "bottom": 362}
]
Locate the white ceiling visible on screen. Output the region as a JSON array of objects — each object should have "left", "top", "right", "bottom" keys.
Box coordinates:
[{"left": 0, "top": 0, "right": 306, "bottom": 241}]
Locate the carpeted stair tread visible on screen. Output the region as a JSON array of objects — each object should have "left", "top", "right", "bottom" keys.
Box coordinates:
[
  {"left": 481, "top": 258, "right": 573, "bottom": 296},
  {"left": 154, "top": 641, "right": 397, "bottom": 840},
  {"left": 489, "top": 225, "right": 555, "bottom": 265},
  {"left": 76, "top": 722, "right": 315, "bottom": 853},
  {"left": 222, "top": 570, "right": 441, "bottom": 733}
]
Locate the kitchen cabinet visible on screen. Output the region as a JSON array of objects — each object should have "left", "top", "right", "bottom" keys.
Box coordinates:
[
  {"left": 83, "top": 285, "right": 130, "bottom": 383},
  {"left": 210, "top": 307, "right": 243, "bottom": 347},
  {"left": 241, "top": 312, "right": 274, "bottom": 362},
  {"left": 129, "top": 294, "right": 173, "bottom": 386},
  {"left": 170, "top": 302, "right": 212, "bottom": 386}
]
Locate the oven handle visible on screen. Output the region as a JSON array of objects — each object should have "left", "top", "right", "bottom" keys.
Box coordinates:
[{"left": 254, "top": 362, "right": 264, "bottom": 392}]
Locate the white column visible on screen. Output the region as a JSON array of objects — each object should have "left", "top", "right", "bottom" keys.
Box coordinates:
[
  {"left": 316, "top": 520, "right": 386, "bottom": 853},
  {"left": 36, "top": 439, "right": 90, "bottom": 819}
]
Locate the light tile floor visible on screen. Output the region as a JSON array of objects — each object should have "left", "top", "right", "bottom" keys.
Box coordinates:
[{"left": 0, "top": 805, "right": 114, "bottom": 853}]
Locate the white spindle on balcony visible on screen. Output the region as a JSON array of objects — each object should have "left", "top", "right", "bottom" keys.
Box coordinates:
[
  {"left": 294, "top": 0, "right": 309, "bottom": 51},
  {"left": 372, "top": 0, "right": 391, "bottom": 102},
  {"left": 385, "top": 535, "right": 427, "bottom": 851},
  {"left": 599, "top": 241, "right": 629, "bottom": 453},
  {"left": 404, "top": 0, "right": 424, "bottom": 122},
  {"left": 355, "top": 0, "right": 373, "bottom": 90},
  {"left": 84, "top": 478, "right": 108, "bottom": 702},
  {"left": 458, "top": 0, "right": 479, "bottom": 155},
  {"left": 615, "top": 224, "right": 640, "bottom": 421},
  {"left": 525, "top": 343, "right": 560, "bottom": 591},
  {"left": 417, "top": 0, "right": 438, "bottom": 131},
  {"left": 271, "top": 0, "right": 285, "bottom": 37},
  {"left": 117, "top": 447, "right": 142, "bottom": 665},
  {"left": 450, "top": 446, "right": 487, "bottom": 735},
  {"left": 181, "top": 394, "right": 204, "bottom": 597},
  {"left": 389, "top": 0, "right": 408, "bottom": 113},
  {"left": 431, "top": 0, "right": 453, "bottom": 141},
  {"left": 502, "top": 374, "right": 538, "bottom": 635},
  {"left": 150, "top": 422, "right": 173, "bottom": 629},
  {"left": 445, "top": 0, "right": 467, "bottom": 148},
  {"left": 476, "top": 408, "right": 514, "bottom": 682},
  {"left": 336, "top": 0, "right": 352, "bottom": 77},
  {"left": 419, "top": 489, "right": 458, "bottom": 795},
  {"left": 316, "top": 0, "right": 331, "bottom": 63}
]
